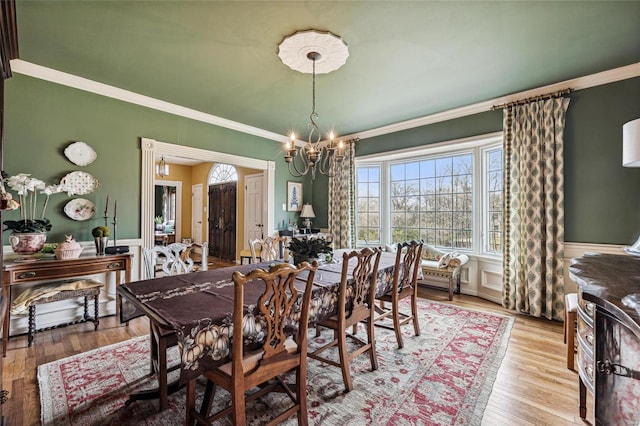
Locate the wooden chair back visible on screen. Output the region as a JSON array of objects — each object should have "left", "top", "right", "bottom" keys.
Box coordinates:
[
  {"left": 142, "top": 242, "right": 195, "bottom": 279},
  {"left": 189, "top": 261, "right": 318, "bottom": 425},
  {"left": 393, "top": 240, "right": 423, "bottom": 293},
  {"left": 340, "top": 247, "right": 382, "bottom": 320},
  {"left": 232, "top": 261, "right": 317, "bottom": 371},
  {"left": 249, "top": 235, "right": 285, "bottom": 263}
]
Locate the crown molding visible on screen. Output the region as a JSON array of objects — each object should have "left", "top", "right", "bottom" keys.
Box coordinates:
[
  {"left": 9, "top": 59, "right": 288, "bottom": 143},
  {"left": 10, "top": 59, "right": 640, "bottom": 143},
  {"left": 347, "top": 62, "right": 640, "bottom": 141}
]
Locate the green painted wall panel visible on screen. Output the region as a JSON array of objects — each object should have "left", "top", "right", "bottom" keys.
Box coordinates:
[
  {"left": 3, "top": 74, "right": 299, "bottom": 243},
  {"left": 564, "top": 77, "right": 640, "bottom": 244}
]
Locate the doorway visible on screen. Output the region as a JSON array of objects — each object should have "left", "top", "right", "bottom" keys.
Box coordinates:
[
  {"left": 208, "top": 182, "right": 236, "bottom": 260},
  {"left": 140, "top": 138, "right": 276, "bottom": 259},
  {"left": 154, "top": 180, "right": 182, "bottom": 243}
]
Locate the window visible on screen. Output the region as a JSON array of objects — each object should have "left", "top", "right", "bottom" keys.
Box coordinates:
[
  {"left": 485, "top": 147, "right": 503, "bottom": 253},
  {"left": 356, "top": 166, "right": 381, "bottom": 243},
  {"left": 356, "top": 133, "right": 502, "bottom": 256},
  {"left": 208, "top": 163, "right": 238, "bottom": 184}
]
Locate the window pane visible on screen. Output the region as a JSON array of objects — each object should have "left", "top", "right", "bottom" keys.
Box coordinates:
[
  {"left": 355, "top": 165, "right": 381, "bottom": 244},
  {"left": 485, "top": 147, "right": 503, "bottom": 253}
]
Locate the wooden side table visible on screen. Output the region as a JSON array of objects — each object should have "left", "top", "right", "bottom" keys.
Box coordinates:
[{"left": 1, "top": 253, "right": 133, "bottom": 356}]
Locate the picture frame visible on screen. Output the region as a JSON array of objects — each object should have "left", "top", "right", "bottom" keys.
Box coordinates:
[{"left": 287, "top": 181, "right": 302, "bottom": 212}]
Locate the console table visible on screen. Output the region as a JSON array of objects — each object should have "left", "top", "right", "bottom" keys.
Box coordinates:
[
  {"left": 569, "top": 253, "right": 640, "bottom": 425},
  {"left": 1, "top": 253, "right": 133, "bottom": 356}
]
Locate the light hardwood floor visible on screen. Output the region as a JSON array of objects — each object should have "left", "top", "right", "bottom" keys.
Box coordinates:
[{"left": 1, "top": 286, "right": 593, "bottom": 425}]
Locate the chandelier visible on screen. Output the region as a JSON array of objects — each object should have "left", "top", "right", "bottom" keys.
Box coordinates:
[{"left": 278, "top": 30, "right": 349, "bottom": 180}]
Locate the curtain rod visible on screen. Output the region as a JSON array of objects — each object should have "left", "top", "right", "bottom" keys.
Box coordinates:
[{"left": 490, "top": 88, "right": 572, "bottom": 110}]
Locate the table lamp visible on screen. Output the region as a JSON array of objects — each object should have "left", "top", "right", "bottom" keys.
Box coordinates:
[
  {"left": 623, "top": 118, "right": 640, "bottom": 254},
  {"left": 300, "top": 203, "right": 316, "bottom": 231}
]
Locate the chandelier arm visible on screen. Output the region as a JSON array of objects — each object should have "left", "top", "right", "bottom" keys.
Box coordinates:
[{"left": 289, "top": 150, "right": 310, "bottom": 176}]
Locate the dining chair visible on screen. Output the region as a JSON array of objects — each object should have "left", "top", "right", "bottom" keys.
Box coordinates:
[
  {"left": 373, "top": 240, "right": 423, "bottom": 349},
  {"left": 307, "top": 247, "right": 382, "bottom": 392},
  {"left": 139, "top": 242, "right": 197, "bottom": 411},
  {"left": 186, "top": 261, "right": 318, "bottom": 426},
  {"left": 249, "top": 234, "right": 285, "bottom": 263},
  {"left": 142, "top": 242, "right": 195, "bottom": 279}
]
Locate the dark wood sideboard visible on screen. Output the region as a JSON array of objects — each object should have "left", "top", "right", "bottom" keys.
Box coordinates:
[{"left": 569, "top": 253, "right": 640, "bottom": 425}]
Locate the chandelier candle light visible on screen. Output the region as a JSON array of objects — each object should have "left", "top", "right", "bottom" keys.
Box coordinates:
[{"left": 279, "top": 30, "right": 349, "bottom": 180}]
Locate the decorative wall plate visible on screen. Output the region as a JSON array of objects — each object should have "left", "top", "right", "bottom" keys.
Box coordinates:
[
  {"left": 60, "top": 171, "right": 99, "bottom": 195},
  {"left": 64, "top": 198, "right": 96, "bottom": 221},
  {"left": 64, "top": 141, "right": 97, "bottom": 166}
]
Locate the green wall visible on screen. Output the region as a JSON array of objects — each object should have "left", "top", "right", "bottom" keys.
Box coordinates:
[
  {"left": 355, "top": 77, "right": 640, "bottom": 245},
  {"left": 3, "top": 74, "right": 303, "bottom": 244},
  {"left": 4, "top": 74, "right": 640, "bottom": 246}
]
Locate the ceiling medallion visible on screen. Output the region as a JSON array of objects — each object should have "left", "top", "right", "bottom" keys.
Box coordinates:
[
  {"left": 278, "top": 30, "right": 349, "bottom": 180},
  {"left": 278, "top": 30, "right": 349, "bottom": 74}
]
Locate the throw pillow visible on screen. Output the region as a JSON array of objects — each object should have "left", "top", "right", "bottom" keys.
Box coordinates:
[{"left": 421, "top": 243, "right": 447, "bottom": 261}]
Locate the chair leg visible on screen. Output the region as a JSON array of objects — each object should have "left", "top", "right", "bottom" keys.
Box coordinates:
[
  {"left": 337, "top": 328, "right": 353, "bottom": 392},
  {"left": 297, "top": 362, "right": 309, "bottom": 426},
  {"left": 392, "top": 297, "right": 404, "bottom": 349},
  {"left": 448, "top": 277, "right": 454, "bottom": 301},
  {"left": 231, "top": 377, "right": 247, "bottom": 425},
  {"left": 367, "top": 316, "right": 379, "bottom": 372},
  {"left": 411, "top": 289, "right": 420, "bottom": 337}
]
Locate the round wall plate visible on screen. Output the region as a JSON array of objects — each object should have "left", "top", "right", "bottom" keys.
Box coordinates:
[
  {"left": 64, "top": 141, "right": 97, "bottom": 166},
  {"left": 64, "top": 198, "right": 96, "bottom": 221}
]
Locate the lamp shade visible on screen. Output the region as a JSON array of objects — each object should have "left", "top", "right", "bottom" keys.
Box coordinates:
[
  {"left": 623, "top": 118, "right": 640, "bottom": 167},
  {"left": 300, "top": 204, "right": 316, "bottom": 218}
]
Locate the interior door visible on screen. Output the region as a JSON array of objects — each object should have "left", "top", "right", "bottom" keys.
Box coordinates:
[
  {"left": 191, "top": 184, "right": 203, "bottom": 244},
  {"left": 244, "top": 174, "right": 264, "bottom": 248},
  {"left": 208, "top": 183, "right": 237, "bottom": 260}
]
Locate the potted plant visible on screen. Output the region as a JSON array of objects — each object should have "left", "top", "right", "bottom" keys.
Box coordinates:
[
  {"left": 92, "top": 226, "right": 110, "bottom": 255},
  {"left": 288, "top": 236, "right": 332, "bottom": 265},
  {"left": 155, "top": 216, "right": 164, "bottom": 231},
  {"left": 2, "top": 173, "right": 70, "bottom": 255}
]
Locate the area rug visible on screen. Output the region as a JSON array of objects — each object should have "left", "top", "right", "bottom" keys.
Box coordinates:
[{"left": 38, "top": 299, "right": 513, "bottom": 425}]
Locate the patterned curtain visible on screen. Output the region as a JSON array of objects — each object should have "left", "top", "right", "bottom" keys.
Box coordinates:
[
  {"left": 502, "top": 98, "right": 570, "bottom": 321},
  {"left": 328, "top": 140, "right": 356, "bottom": 249}
]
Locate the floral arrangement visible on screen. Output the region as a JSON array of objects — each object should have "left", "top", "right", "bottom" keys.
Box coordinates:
[
  {"left": 1, "top": 173, "right": 71, "bottom": 233},
  {"left": 288, "top": 236, "right": 332, "bottom": 265}
]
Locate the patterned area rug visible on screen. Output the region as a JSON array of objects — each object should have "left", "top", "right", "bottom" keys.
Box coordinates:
[{"left": 38, "top": 299, "right": 513, "bottom": 425}]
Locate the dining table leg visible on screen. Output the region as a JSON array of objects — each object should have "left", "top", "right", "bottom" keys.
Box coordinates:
[{"left": 186, "top": 379, "right": 196, "bottom": 425}]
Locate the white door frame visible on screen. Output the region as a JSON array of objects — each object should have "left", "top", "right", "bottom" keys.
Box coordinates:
[
  {"left": 140, "top": 137, "right": 275, "bottom": 250},
  {"left": 191, "top": 183, "right": 203, "bottom": 244}
]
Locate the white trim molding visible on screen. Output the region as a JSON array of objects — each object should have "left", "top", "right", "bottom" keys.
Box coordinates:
[
  {"left": 10, "top": 59, "right": 640, "bottom": 144},
  {"left": 10, "top": 59, "right": 288, "bottom": 143}
]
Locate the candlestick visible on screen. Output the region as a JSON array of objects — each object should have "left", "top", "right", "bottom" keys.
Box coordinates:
[
  {"left": 112, "top": 217, "right": 118, "bottom": 247},
  {"left": 105, "top": 194, "right": 109, "bottom": 215}
]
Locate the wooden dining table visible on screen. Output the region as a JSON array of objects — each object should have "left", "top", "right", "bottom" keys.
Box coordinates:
[{"left": 117, "top": 250, "right": 403, "bottom": 409}]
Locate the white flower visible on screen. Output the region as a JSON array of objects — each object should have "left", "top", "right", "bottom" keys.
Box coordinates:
[
  {"left": 3, "top": 173, "right": 67, "bottom": 223},
  {"left": 41, "top": 184, "right": 64, "bottom": 196}
]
